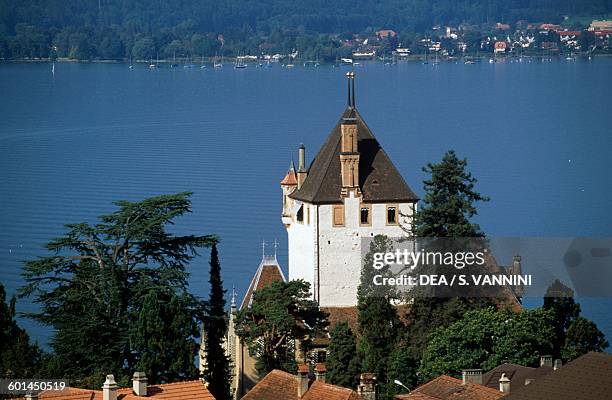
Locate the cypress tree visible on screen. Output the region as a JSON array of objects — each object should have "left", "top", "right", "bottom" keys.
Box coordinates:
[
  {"left": 202, "top": 243, "right": 231, "bottom": 400},
  {"left": 327, "top": 321, "right": 359, "bottom": 389}
]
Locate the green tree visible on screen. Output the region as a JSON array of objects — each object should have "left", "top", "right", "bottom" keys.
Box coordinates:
[
  {"left": 235, "top": 280, "right": 328, "bottom": 378},
  {"left": 562, "top": 317, "right": 609, "bottom": 361},
  {"left": 131, "top": 291, "right": 199, "bottom": 384},
  {"left": 358, "top": 235, "right": 402, "bottom": 400},
  {"left": 132, "top": 38, "right": 155, "bottom": 60},
  {"left": 0, "top": 282, "right": 41, "bottom": 378},
  {"left": 386, "top": 335, "right": 419, "bottom": 397},
  {"left": 201, "top": 244, "right": 231, "bottom": 400},
  {"left": 20, "top": 193, "right": 216, "bottom": 387},
  {"left": 543, "top": 279, "right": 581, "bottom": 359},
  {"left": 326, "top": 321, "right": 359, "bottom": 389},
  {"left": 419, "top": 307, "right": 555, "bottom": 382},
  {"left": 406, "top": 150, "right": 493, "bottom": 357},
  {"left": 412, "top": 150, "right": 489, "bottom": 238}
]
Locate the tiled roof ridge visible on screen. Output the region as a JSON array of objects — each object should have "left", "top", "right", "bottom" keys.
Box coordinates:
[
  {"left": 297, "top": 108, "right": 348, "bottom": 204},
  {"left": 308, "top": 380, "right": 356, "bottom": 399},
  {"left": 351, "top": 109, "right": 417, "bottom": 201},
  {"left": 417, "top": 375, "right": 506, "bottom": 395}
]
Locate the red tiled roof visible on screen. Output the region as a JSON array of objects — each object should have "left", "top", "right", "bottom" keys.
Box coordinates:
[
  {"left": 240, "top": 256, "right": 286, "bottom": 310},
  {"left": 301, "top": 380, "right": 361, "bottom": 400},
  {"left": 395, "top": 375, "right": 505, "bottom": 400},
  {"left": 24, "top": 380, "right": 215, "bottom": 400},
  {"left": 241, "top": 369, "right": 361, "bottom": 400},
  {"left": 281, "top": 169, "right": 298, "bottom": 186},
  {"left": 241, "top": 369, "right": 297, "bottom": 400}
]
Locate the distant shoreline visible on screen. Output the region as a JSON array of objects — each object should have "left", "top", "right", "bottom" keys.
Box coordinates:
[{"left": 2, "top": 53, "right": 611, "bottom": 65}]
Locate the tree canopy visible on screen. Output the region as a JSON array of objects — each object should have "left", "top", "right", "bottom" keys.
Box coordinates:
[
  {"left": 0, "top": 282, "right": 41, "bottom": 379},
  {"left": 235, "top": 280, "right": 328, "bottom": 378},
  {"left": 0, "top": 0, "right": 609, "bottom": 60},
  {"left": 419, "top": 307, "right": 556, "bottom": 381},
  {"left": 19, "top": 192, "right": 216, "bottom": 387}
]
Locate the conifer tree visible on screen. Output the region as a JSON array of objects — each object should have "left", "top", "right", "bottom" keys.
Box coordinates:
[
  {"left": 0, "top": 282, "right": 41, "bottom": 378},
  {"left": 20, "top": 193, "right": 215, "bottom": 387},
  {"left": 406, "top": 151, "right": 493, "bottom": 356},
  {"left": 358, "top": 235, "right": 402, "bottom": 400},
  {"left": 131, "top": 292, "right": 200, "bottom": 384},
  {"left": 411, "top": 150, "right": 489, "bottom": 238},
  {"left": 235, "top": 280, "right": 328, "bottom": 378},
  {"left": 326, "top": 321, "right": 359, "bottom": 389},
  {"left": 201, "top": 244, "right": 231, "bottom": 400}
]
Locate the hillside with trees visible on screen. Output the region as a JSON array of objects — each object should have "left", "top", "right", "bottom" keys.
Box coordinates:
[{"left": 0, "top": 0, "right": 610, "bottom": 60}]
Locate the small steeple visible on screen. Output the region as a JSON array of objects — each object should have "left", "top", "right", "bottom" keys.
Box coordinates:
[{"left": 231, "top": 285, "right": 237, "bottom": 309}]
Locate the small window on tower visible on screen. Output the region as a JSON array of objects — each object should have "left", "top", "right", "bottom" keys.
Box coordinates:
[
  {"left": 360, "top": 205, "right": 371, "bottom": 226},
  {"left": 296, "top": 205, "right": 304, "bottom": 223},
  {"left": 333, "top": 205, "right": 345, "bottom": 227},
  {"left": 386, "top": 205, "right": 398, "bottom": 225}
]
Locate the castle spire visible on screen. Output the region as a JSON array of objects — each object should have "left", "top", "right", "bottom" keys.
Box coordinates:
[
  {"left": 231, "top": 285, "right": 237, "bottom": 309},
  {"left": 346, "top": 71, "right": 356, "bottom": 108}
]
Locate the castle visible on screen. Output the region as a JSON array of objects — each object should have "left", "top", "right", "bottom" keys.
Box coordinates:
[
  {"left": 280, "top": 72, "right": 418, "bottom": 306},
  {"left": 202, "top": 73, "right": 420, "bottom": 399}
]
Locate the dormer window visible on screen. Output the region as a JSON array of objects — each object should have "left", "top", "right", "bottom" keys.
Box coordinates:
[{"left": 386, "top": 205, "right": 398, "bottom": 225}]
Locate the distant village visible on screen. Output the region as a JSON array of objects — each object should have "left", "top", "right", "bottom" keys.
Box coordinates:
[{"left": 249, "top": 19, "right": 612, "bottom": 64}]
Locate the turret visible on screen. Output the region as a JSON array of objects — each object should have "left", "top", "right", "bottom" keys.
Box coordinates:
[{"left": 280, "top": 161, "right": 297, "bottom": 226}]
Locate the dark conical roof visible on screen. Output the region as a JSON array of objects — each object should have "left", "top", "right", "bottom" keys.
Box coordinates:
[{"left": 290, "top": 107, "right": 418, "bottom": 204}]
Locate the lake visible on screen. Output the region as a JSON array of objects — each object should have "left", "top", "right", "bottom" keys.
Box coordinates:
[{"left": 1, "top": 59, "right": 611, "bottom": 349}]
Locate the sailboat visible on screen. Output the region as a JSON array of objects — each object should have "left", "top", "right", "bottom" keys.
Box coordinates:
[
  {"left": 214, "top": 53, "right": 223, "bottom": 68},
  {"left": 234, "top": 53, "right": 247, "bottom": 69}
]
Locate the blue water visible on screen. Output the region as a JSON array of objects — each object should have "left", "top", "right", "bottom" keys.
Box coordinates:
[{"left": 1, "top": 60, "right": 611, "bottom": 349}]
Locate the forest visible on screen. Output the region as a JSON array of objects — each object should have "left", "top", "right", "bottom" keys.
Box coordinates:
[{"left": 0, "top": 0, "right": 610, "bottom": 60}]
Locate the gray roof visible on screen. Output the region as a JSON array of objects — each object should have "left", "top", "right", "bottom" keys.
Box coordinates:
[
  {"left": 504, "top": 352, "right": 612, "bottom": 400},
  {"left": 290, "top": 107, "right": 418, "bottom": 204},
  {"left": 482, "top": 363, "right": 552, "bottom": 392}
]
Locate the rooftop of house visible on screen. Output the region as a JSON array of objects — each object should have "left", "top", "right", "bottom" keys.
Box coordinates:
[
  {"left": 482, "top": 362, "right": 552, "bottom": 392},
  {"left": 503, "top": 352, "right": 612, "bottom": 400},
  {"left": 19, "top": 379, "right": 215, "bottom": 400},
  {"left": 394, "top": 375, "right": 506, "bottom": 400},
  {"left": 289, "top": 106, "right": 418, "bottom": 204},
  {"left": 240, "top": 254, "right": 286, "bottom": 310},
  {"left": 241, "top": 368, "right": 361, "bottom": 400}
]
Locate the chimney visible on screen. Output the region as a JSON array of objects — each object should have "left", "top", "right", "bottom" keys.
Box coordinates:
[
  {"left": 102, "top": 375, "right": 118, "bottom": 400},
  {"left": 133, "top": 371, "right": 148, "bottom": 396},
  {"left": 513, "top": 255, "right": 522, "bottom": 274},
  {"left": 540, "top": 355, "right": 553, "bottom": 368},
  {"left": 339, "top": 118, "right": 360, "bottom": 191},
  {"left": 554, "top": 359, "right": 562, "bottom": 370},
  {"left": 297, "top": 363, "right": 309, "bottom": 398},
  {"left": 499, "top": 373, "right": 511, "bottom": 393},
  {"left": 357, "top": 373, "right": 376, "bottom": 400},
  {"left": 462, "top": 369, "right": 483, "bottom": 385},
  {"left": 314, "top": 363, "right": 326, "bottom": 383},
  {"left": 297, "top": 144, "right": 307, "bottom": 189}
]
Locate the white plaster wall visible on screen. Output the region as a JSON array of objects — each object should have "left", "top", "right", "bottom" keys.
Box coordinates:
[
  {"left": 317, "top": 197, "right": 415, "bottom": 307},
  {"left": 287, "top": 203, "right": 316, "bottom": 296}
]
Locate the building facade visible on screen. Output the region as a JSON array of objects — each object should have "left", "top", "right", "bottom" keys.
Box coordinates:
[{"left": 281, "top": 74, "right": 419, "bottom": 307}]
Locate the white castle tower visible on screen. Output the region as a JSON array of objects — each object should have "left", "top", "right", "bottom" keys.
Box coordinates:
[{"left": 281, "top": 73, "right": 419, "bottom": 307}]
